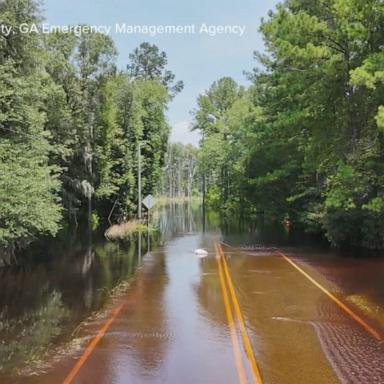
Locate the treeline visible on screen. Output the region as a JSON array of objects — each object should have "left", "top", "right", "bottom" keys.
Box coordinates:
[
  {"left": 193, "top": 0, "right": 384, "bottom": 249},
  {"left": 0, "top": 0, "right": 182, "bottom": 255},
  {"left": 160, "top": 143, "right": 199, "bottom": 199}
]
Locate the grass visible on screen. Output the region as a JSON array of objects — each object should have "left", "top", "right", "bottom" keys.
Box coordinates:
[
  {"left": 105, "top": 219, "right": 156, "bottom": 240},
  {"left": 156, "top": 195, "right": 202, "bottom": 206}
]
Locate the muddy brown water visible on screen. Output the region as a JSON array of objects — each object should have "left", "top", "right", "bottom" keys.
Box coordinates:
[{"left": 0, "top": 204, "right": 383, "bottom": 383}]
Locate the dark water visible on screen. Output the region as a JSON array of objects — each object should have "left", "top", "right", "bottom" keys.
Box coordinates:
[
  {"left": 0, "top": 205, "right": 189, "bottom": 375},
  {"left": 0, "top": 204, "right": 383, "bottom": 383},
  {"left": 0, "top": 233, "right": 139, "bottom": 372}
]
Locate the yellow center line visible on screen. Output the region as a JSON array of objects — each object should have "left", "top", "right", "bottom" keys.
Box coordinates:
[
  {"left": 215, "top": 243, "right": 248, "bottom": 384},
  {"left": 278, "top": 251, "right": 382, "bottom": 341},
  {"left": 217, "top": 243, "right": 263, "bottom": 384}
]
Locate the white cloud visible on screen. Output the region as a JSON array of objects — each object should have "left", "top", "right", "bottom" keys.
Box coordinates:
[{"left": 170, "top": 120, "right": 200, "bottom": 146}]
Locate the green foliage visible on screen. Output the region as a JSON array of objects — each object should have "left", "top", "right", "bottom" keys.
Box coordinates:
[
  {"left": 161, "top": 143, "right": 199, "bottom": 199},
  {"left": 376, "top": 106, "right": 384, "bottom": 130},
  {"left": 0, "top": 1, "right": 179, "bottom": 255},
  {"left": 195, "top": 0, "right": 384, "bottom": 249},
  {"left": 0, "top": 291, "right": 69, "bottom": 370},
  {"left": 127, "top": 42, "right": 184, "bottom": 97},
  {"left": 192, "top": 77, "right": 245, "bottom": 211},
  {"left": 0, "top": 0, "right": 62, "bottom": 253},
  {"left": 91, "top": 211, "right": 100, "bottom": 230},
  {"left": 255, "top": 0, "right": 384, "bottom": 248},
  {"left": 0, "top": 140, "right": 61, "bottom": 248}
]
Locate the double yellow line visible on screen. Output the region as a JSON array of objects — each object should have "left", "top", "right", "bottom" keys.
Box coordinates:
[{"left": 215, "top": 242, "right": 263, "bottom": 384}]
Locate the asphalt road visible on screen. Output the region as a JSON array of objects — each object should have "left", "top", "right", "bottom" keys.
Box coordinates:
[{"left": 15, "top": 232, "right": 384, "bottom": 384}]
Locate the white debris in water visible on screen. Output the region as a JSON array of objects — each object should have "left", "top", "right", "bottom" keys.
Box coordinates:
[{"left": 194, "top": 248, "right": 208, "bottom": 257}]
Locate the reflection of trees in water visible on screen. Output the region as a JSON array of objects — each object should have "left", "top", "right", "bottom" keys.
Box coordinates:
[
  {"left": 121, "top": 250, "right": 169, "bottom": 372},
  {"left": 0, "top": 290, "right": 69, "bottom": 372},
  {"left": 221, "top": 215, "right": 290, "bottom": 248},
  {"left": 156, "top": 203, "right": 201, "bottom": 239},
  {"left": 82, "top": 247, "right": 95, "bottom": 309},
  {"left": 194, "top": 258, "right": 226, "bottom": 326},
  {"left": 81, "top": 232, "right": 95, "bottom": 309},
  {"left": 0, "top": 204, "right": 206, "bottom": 377},
  {"left": 156, "top": 205, "right": 225, "bottom": 328},
  {"left": 154, "top": 202, "right": 226, "bottom": 240},
  {"left": 0, "top": 230, "right": 149, "bottom": 377}
]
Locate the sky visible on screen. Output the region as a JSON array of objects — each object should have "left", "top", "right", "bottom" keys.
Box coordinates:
[{"left": 43, "top": 0, "right": 280, "bottom": 146}]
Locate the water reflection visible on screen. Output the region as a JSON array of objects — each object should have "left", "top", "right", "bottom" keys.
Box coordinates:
[
  {"left": 122, "top": 249, "right": 169, "bottom": 374},
  {"left": 0, "top": 289, "right": 69, "bottom": 371},
  {"left": 0, "top": 203, "right": 201, "bottom": 378},
  {"left": 155, "top": 203, "right": 199, "bottom": 239},
  {"left": 0, "top": 232, "right": 144, "bottom": 376},
  {"left": 2, "top": 203, "right": 383, "bottom": 384}
]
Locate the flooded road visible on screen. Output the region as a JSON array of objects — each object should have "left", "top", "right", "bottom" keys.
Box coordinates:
[{"left": 1, "top": 205, "right": 384, "bottom": 383}]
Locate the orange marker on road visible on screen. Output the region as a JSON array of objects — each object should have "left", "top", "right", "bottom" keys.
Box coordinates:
[{"left": 63, "top": 303, "right": 125, "bottom": 384}]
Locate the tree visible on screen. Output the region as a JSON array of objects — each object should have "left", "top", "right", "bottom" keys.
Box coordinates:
[
  {"left": 127, "top": 42, "right": 183, "bottom": 97},
  {"left": 192, "top": 77, "right": 244, "bottom": 208},
  {"left": 194, "top": 0, "right": 384, "bottom": 249},
  {"left": 252, "top": 0, "right": 384, "bottom": 247},
  {"left": 161, "top": 143, "right": 199, "bottom": 199},
  {"left": 44, "top": 29, "right": 119, "bottom": 223},
  {"left": 0, "top": 0, "right": 61, "bottom": 256},
  {"left": 105, "top": 76, "right": 171, "bottom": 220},
  {"left": 0, "top": 2, "right": 181, "bottom": 257}
]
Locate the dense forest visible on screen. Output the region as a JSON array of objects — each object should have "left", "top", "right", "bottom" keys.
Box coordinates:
[
  {"left": 193, "top": 0, "right": 384, "bottom": 249},
  {"left": 1, "top": 0, "right": 384, "bottom": 257},
  {"left": 160, "top": 143, "right": 199, "bottom": 199},
  {"left": 0, "top": 0, "right": 182, "bottom": 257}
]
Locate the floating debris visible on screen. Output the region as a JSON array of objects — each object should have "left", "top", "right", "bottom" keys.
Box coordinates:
[{"left": 194, "top": 249, "right": 208, "bottom": 257}]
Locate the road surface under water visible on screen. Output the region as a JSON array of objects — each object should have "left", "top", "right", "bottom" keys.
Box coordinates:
[{"left": 0, "top": 204, "right": 384, "bottom": 383}]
